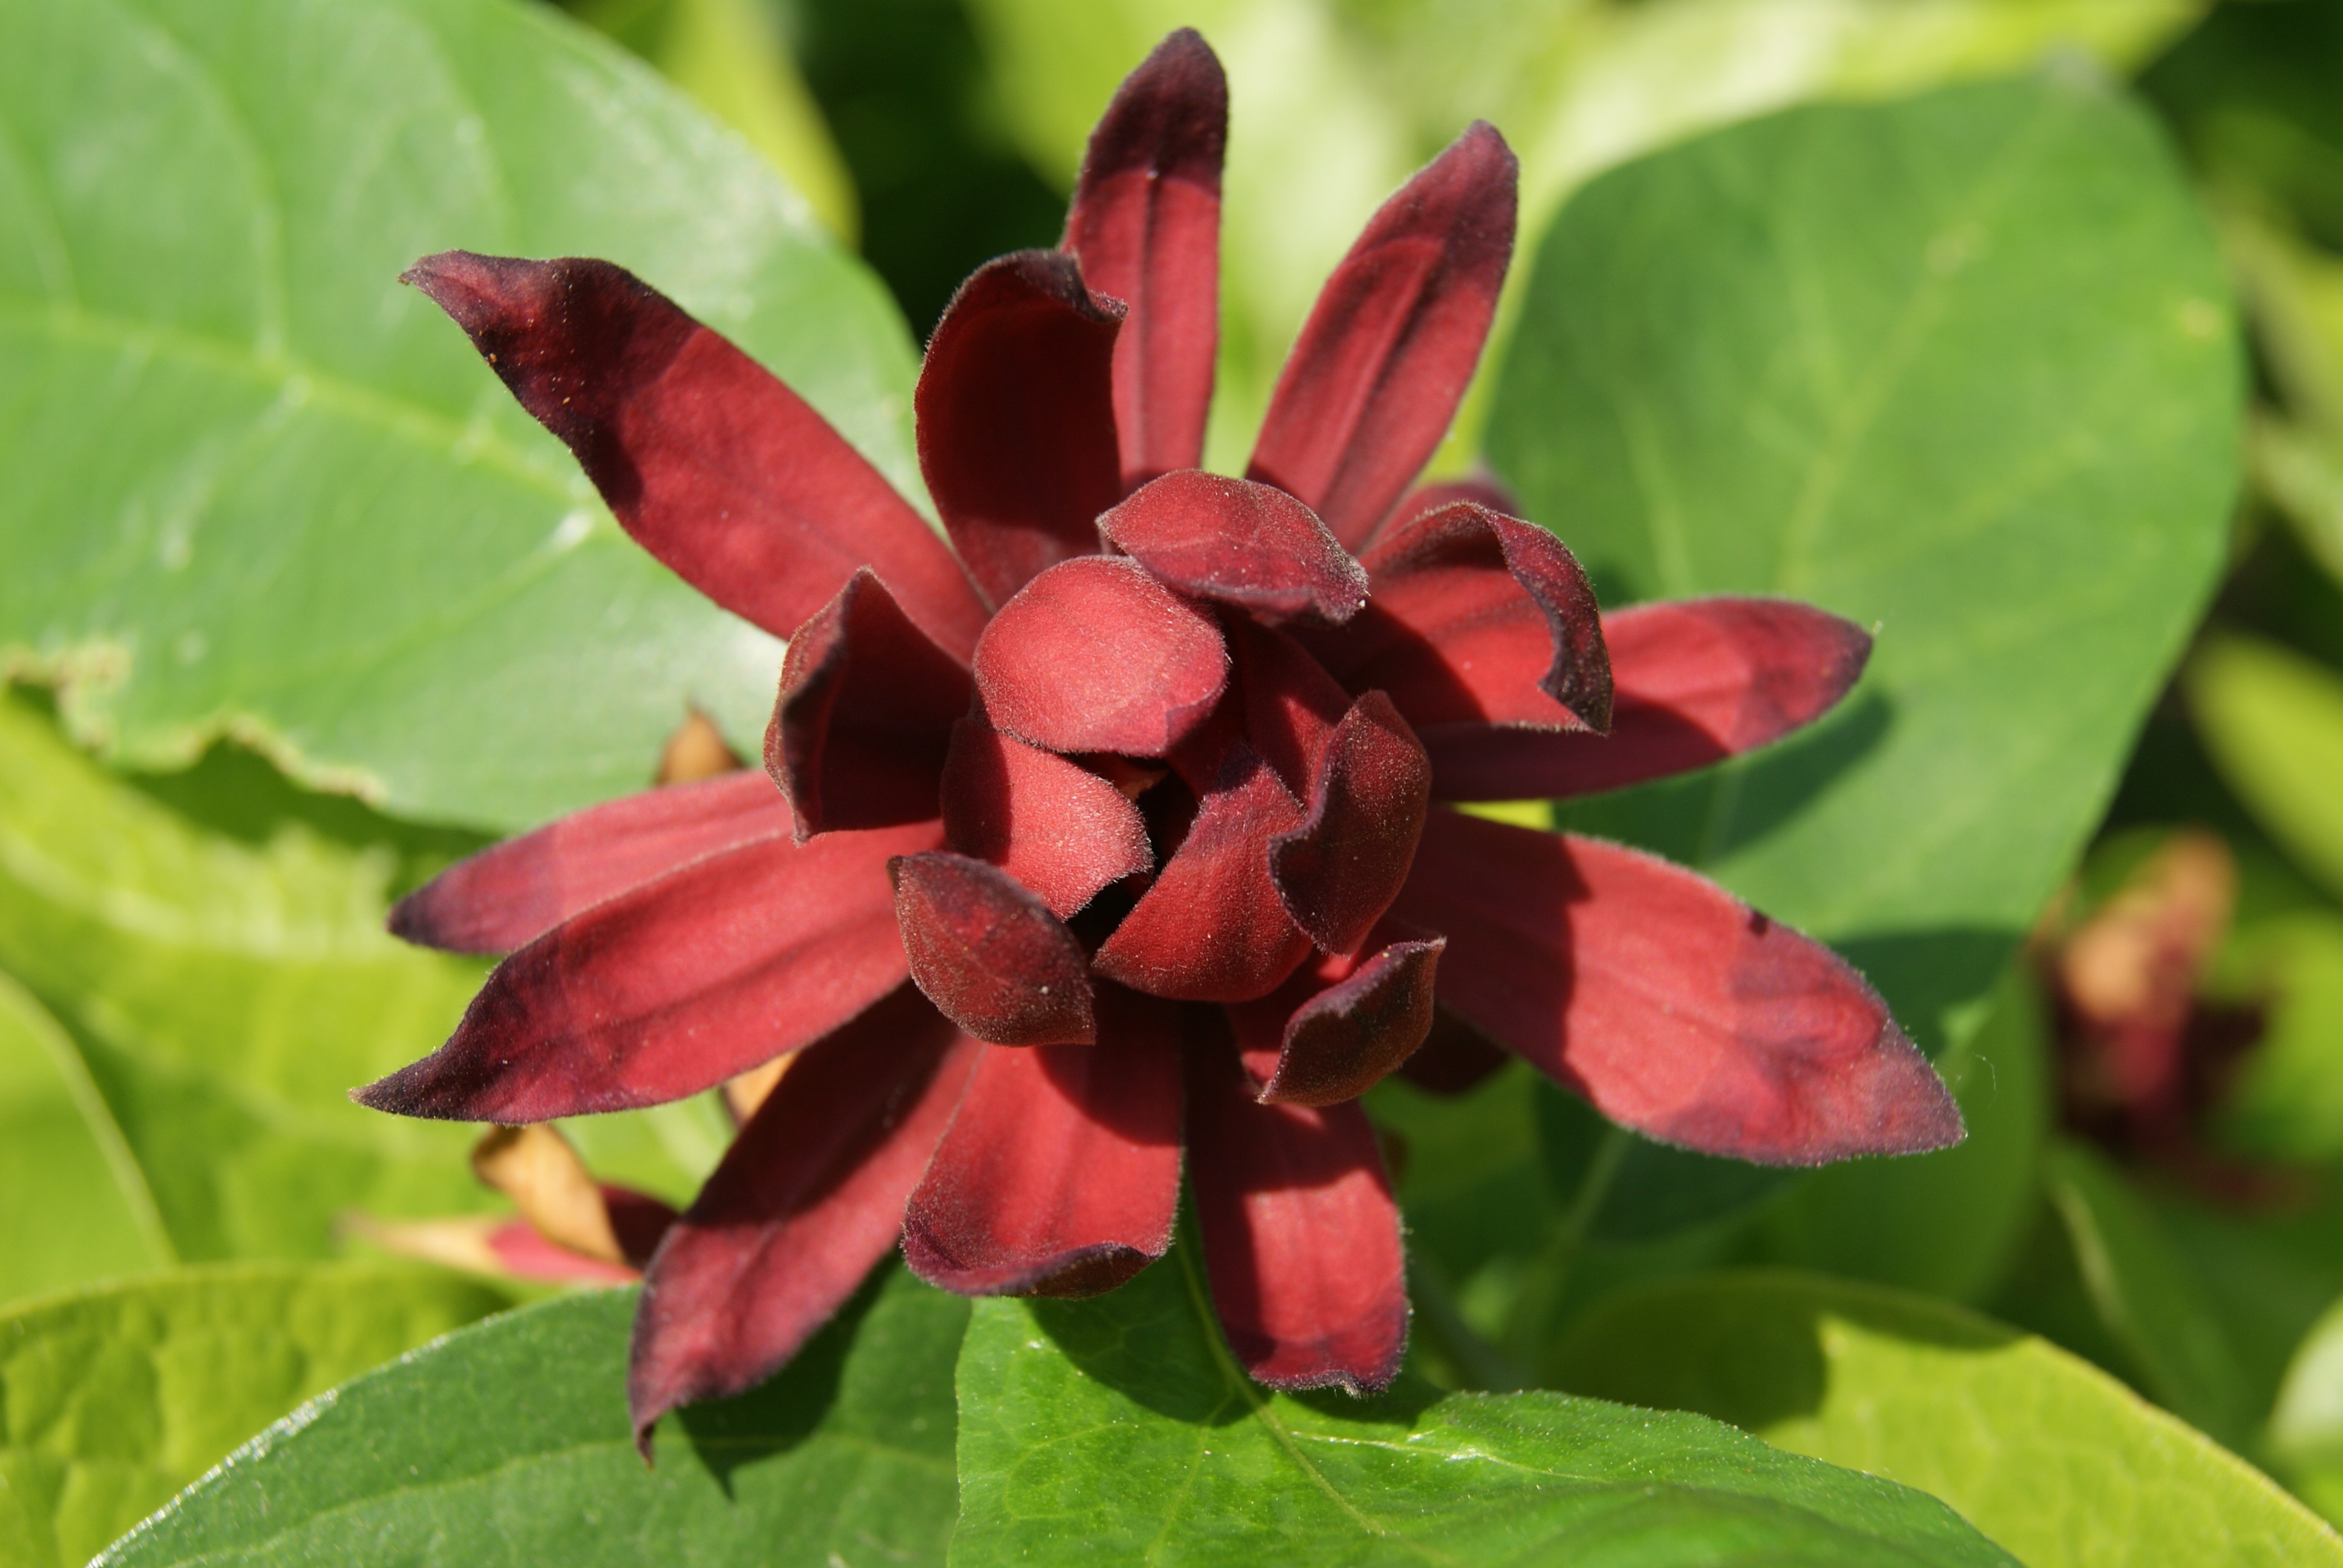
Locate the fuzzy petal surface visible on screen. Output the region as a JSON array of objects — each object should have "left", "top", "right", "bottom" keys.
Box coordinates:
[
  {"left": 767, "top": 569, "right": 974, "bottom": 840},
  {"left": 1268, "top": 692, "right": 1431, "bottom": 955},
  {"left": 941, "top": 719, "right": 1152, "bottom": 916},
  {"left": 626, "top": 993, "right": 979, "bottom": 1448},
  {"left": 402, "top": 252, "right": 987, "bottom": 658},
  {"left": 1063, "top": 29, "right": 1225, "bottom": 486},
  {"left": 1233, "top": 935, "right": 1445, "bottom": 1106},
  {"left": 917, "top": 251, "right": 1123, "bottom": 606},
  {"left": 891, "top": 851, "right": 1096, "bottom": 1045},
  {"left": 1245, "top": 125, "right": 1516, "bottom": 547},
  {"left": 1392, "top": 810, "right": 1964, "bottom": 1164},
  {"left": 1094, "top": 745, "right": 1312, "bottom": 1001},
  {"left": 974, "top": 556, "right": 1229, "bottom": 757},
  {"left": 1186, "top": 1037, "right": 1407, "bottom": 1393},
  {"left": 389, "top": 771, "right": 790, "bottom": 955},
  {"left": 1100, "top": 471, "right": 1367, "bottom": 626},
  {"left": 1319, "top": 500, "right": 1610, "bottom": 733},
  {"left": 356, "top": 823, "right": 939, "bottom": 1121},
  {"left": 1421, "top": 598, "right": 1873, "bottom": 800},
  {"left": 902, "top": 993, "right": 1182, "bottom": 1297},
  {"left": 1228, "top": 616, "right": 1352, "bottom": 797}
]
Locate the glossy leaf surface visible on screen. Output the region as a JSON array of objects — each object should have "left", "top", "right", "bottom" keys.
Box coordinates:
[
  {"left": 102, "top": 1266, "right": 965, "bottom": 1568},
  {"left": 952, "top": 1244, "right": 2017, "bottom": 1566}
]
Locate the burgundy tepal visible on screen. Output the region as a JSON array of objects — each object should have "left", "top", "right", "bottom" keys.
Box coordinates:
[{"left": 365, "top": 25, "right": 1960, "bottom": 1449}]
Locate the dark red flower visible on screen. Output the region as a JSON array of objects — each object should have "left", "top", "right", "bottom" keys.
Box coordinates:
[{"left": 358, "top": 28, "right": 1961, "bottom": 1446}]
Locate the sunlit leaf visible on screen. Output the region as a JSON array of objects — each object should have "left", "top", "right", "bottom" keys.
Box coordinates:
[
  {"left": 1, "top": 1263, "right": 506, "bottom": 1568},
  {"left": 100, "top": 1265, "right": 965, "bottom": 1568},
  {"left": 951, "top": 1243, "right": 2018, "bottom": 1566},
  {"left": 1551, "top": 1270, "right": 2343, "bottom": 1568},
  {"left": 0, "top": 0, "right": 921, "bottom": 832},
  {"left": 2191, "top": 635, "right": 2343, "bottom": 902}
]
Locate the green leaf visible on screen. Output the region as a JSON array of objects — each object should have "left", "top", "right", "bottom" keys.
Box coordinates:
[
  {"left": 951, "top": 1243, "right": 2017, "bottom": 1566},
  {"left": 0, "top": 968, "right": 168, "bottom": 1302},
  {"left": 2042, "top": 1140, "right": 2256, "bottom": 1450},
  {"left": 0, "top": 691, "right": 717, "bottom": 1272},
  {"left": 2212, "top": 910, "right": 2343, "bottom": 1161},
  {"left": 2272, "top": 1293, "right": 2343, "bottom": 1526},
  {"left": 1489, "top": 75, "right": 2240, "bottom": 1052},
  {"left": 101, "top": 1264, "right": 966, "bottom": 1568},
  {"left": 1549, "top": 1270, "right": 2343, "bottom": 1568},
  {"left": 1, "top": 1261, "right": 507, "bottom": 1568},
  {"left": 1751, "top": 961, "right": 2050, "bottom": 1304},
  {"left": 0, "top": 0, "right": 921, "bottom": 832},
  {"left": 2191, "top": 635, "right": 2343, "bottom": 902}
]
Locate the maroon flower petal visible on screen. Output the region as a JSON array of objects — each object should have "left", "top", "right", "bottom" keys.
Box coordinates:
[
  {"left": 1185, "top": 1037, "right": 1407, "bottom": 1393},
  {"left": 1228, "top": 616, "right": 1352, "bottom": 797},
  {"left": 626, "top": 991, "right": 979, "bottom": 1449},
  {"left": 1392, "top": 809, "right": 1965, "bottom": 1165},
  {"left": 1381, "top": 474, "right": 1519, "bottom": 540},
  {"left": 901, "top": 992, "right": 1182, "bottom": 1296},
  {"left": 402, "top": 252, "right": 988, "bottom": 658},
  {"left": 354, "top": 823, "right": 938, "bottom": 1121},
  {"left": 940, "top": 719, "right": 1152, "bottom": 916},
  {"left": 1062, "top": 29, "right": 1226, "bottom": 487},
  {"left": 1395, "top": 1007, "right": 1513, "bottom": 1095},
  {"left": 389, "top": 771, "right": 790, "bottom": 955},
  {"left": 766, "top": 569, "right": 974, "bottom": 840},
  {"left": 1099, "top": 471, "right": 1368, "bottom": 626},
  {"left": 1245, "top": 124, "right": 1517, "bottom": 548},
  {"left": 1315, "top": 500, "right": 1611, "bottom": 733},
  {"left": 917, "top": 251, "right": 1124, "bottom": 606},
  {"left": 1420, "top": 598, "right": 1875, "bottom": 800},
  {"left": 973, "top": 557, "right": 1229, "bottom": 757},
  {"left": 1231, "top": 935, "right": 1445, "bottom": 1106},
  {"left": 1268, "top": 693, "right": 1432, "bottom": 955},
  {"left": 891, "top": 851, "right": 1096, "bottom": 1045},
  {"left": 1094, "top": 745, "right": 1313, "bottom": 1002}
]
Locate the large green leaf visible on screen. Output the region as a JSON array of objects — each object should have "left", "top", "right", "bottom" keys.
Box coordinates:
[
  {"left": 2271, "top": 1292, "right": 2343, "bottom": 1527},
  {"left": 1, "top": 1262, "right": 507, "bottom": 1568},
  {"left": 0, "top": 969, "right": 166, "bottom": 1304},
  {"left": 0, "top": 692, "right": 721, "bottom": 1272},
  {"left": 1488, "top": 75, "right": 2240, "bottom": 1051},
  {"left": 1550, "top": 1270, "right": 2343, "bottom": 1568},
  {"left": 963, "top": 0, "right": 2192, "bottom": 471},
  {"left": 951, "top": 1243, "right": 2016, "bottom": 1566},
  {"left": 101, "top": 1264, "right": 966, "bottom": 1568},
  {"left": 2191, "top": 635, "right": 2343, "bottom": 901},
  {"left": 0, "top": 0, "right": 921, "bottom": 832}
]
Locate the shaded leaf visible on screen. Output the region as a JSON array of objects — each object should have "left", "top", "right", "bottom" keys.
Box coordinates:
[
  {"left": 0, "top": 0, "right": 920, "bottom": 831},
  {"left": 2210, "top": 910, "right": 2343, "bottom": 1162},
  {"left": 2191, "top": 635, "right": 2343, "bottom": 902},
  {"left": 952, "top": 1241, "right": 2017, "bottom": 1565},
  {"left": 100, "top": 1264, "right": 965, "bottom": 1568},
  {"left": 1550, "top": 1270, "right": 2342, "bottom": 1568},
  {"left": 1, "top": 1263, "right": 506, "bottom": 1568}
]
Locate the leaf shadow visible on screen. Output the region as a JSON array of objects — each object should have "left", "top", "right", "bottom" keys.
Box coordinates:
[{"left": 667, "top": 1264, "right": 885, "bottom": 1494}]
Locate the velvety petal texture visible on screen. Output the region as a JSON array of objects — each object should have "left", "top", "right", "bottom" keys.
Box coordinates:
[
  {"left": 1246, "top": 125, "right": 1517, "bottom": 547},
  {"left": 1395, "top": 810, "right": 1964, "bottom": 1164},
  {"left": 1095, "top": 745, "right": 1312, "bottom": 1001},
  {"left": 356, "top": 823, "right": 939, "bottom": 1120},
  {"left": 1233, "top": 935, "right": 1444, "bottom": 1106},
  {"left": 941, "top": 719, "right": 1152, "bottom": 915},
  {"left": 1062, "top": 28, "right": 1226, "bottom": 486},
  {"left": 766, "top": 569, "right": 972, "bottom": 840},
  {"left": 1100, "top": 471, "right": 1368, "bottom": 626},
  {"left": 1421, "top": 598, "right": 1872, "bottom": 800},
  {"left": 974, "top": 557, "right": 1229, "bottom": 757},
  {"left": 627, "top": 993, "right": 978, "bottom": 1447},
  {"left": 918, "top": 252, "right": 1124, "bottom": 606},
  {"left": 1268, "top": 693, "right": 1431, "bottom": 955},
  {"left": 892, "top": 852, "right": 1096, "bottom": 1045},
  {"left": 1320, "top": 500, "right": 1611, "bottom": 733},
  {"left": 1187, "top": 1038, "right": 1408, "bottom": 1393},
  {"left": 403, "top": 252, "right": 988, "bottom": 658},
  {"left": 389, "top": 769, "right": 790, "bottom": 955},
  {"left": 902, "top": 996, "right": 1182, "bottom": 1297}
]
